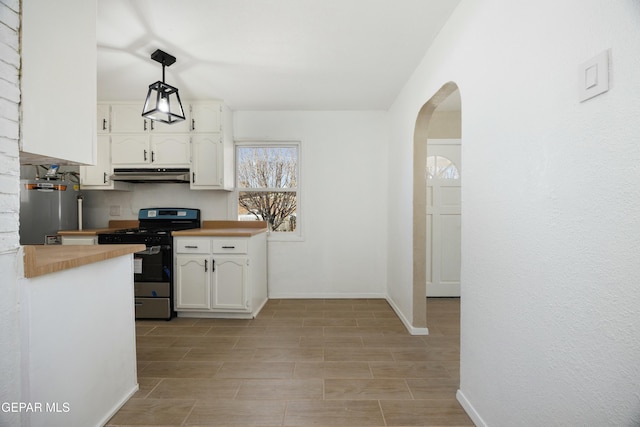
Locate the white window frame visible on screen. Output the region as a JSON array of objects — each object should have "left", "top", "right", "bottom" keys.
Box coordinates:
[{"left": 234, "top": 140, "right": 303, "bottom": 242}]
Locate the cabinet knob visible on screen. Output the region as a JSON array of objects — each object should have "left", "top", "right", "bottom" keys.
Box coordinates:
[
  {"left": 151, "top": 151, "right": 155, "bottom": 162},
  {"left": 143, "top": 149, "right": 148, "bottom": 161},
  {"left": 144, "top": 120, "right": 147, "bottom": 131},
  {"left": 103, "top": 172, "right": 108, "bottom": 184},
  {"left": 191, "top": 118, "right": 195, "bottom": 131},
  {"left": 204, "top": 259, "right": 208, "bottom": 272},
  {"left": 102, "top": 118, "right": 107, "bottom": 130}
]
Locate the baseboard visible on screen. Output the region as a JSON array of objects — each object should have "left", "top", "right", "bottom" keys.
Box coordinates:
[
  {"left": 457, "top": 389, "right": 487, "bottom": 427},
  {"left": 385, "top": 296, "right": 429, "bottom": 336},
  {"left": 97, "top": 384, "right": 139, "bottom": 427},
  {"left": 267, "top": 292, "right": 387, "bottom": 299}
]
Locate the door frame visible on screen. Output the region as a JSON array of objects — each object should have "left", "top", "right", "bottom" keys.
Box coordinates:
[{"left": 412, "top": 81, "right": 460, "bottom": 328}]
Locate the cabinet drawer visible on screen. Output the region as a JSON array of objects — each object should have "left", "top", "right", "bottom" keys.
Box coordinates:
[
  {"left": 176, "top": 239, "right": 211, "bottom": 253},
  {"left": 212, "top": 239, "right": 248, "bottom": 254},
  {"left": 61, "top": 236, "right": 97, "bottom": 245},
  {"left": 135, "top": 281, "right": 170, "bottom": 297},
  {"left": 134, "top": 298, "right": 170, "bottom": 319}
]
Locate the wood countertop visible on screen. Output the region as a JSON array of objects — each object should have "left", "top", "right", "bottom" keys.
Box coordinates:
[
  {"left": 57, "top": 228, "right": 115, "bottom": 236},
  {"left": 23, "top": 244, "right": 146, "bottom": 278},
  {"left": 172, "top": 220, "right": 268, "bottom": 237},
  {"left": 57, "top": 220, "right": 139, "bottom": 236}
]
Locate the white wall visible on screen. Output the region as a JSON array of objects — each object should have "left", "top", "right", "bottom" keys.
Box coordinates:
[
  {"left": 20, "top": 255, "right": 138, "bottom": 427},
  {"left": 387, "top": 0, "right": 640, "bottom": 425},
  {"left": 0, "top": 1, "right": 22, "bottom": 425},
  {"left": 82, "top": 111, "right": 390, "bottom": 299},
  {"left": 82, "top": 185, "right": 232, "bottom": 228},
  {"left": 235, "top": 111, "right": 389, "bottom": 298}
]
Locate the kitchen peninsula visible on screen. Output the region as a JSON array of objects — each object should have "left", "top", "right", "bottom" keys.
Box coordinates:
[{"left": 19, "top": 243, "right": 144, "bottom": 427}]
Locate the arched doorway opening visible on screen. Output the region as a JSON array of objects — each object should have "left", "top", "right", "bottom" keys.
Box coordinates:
[{"left": 412, "top": 82, "right": 461, "bottom": 328}]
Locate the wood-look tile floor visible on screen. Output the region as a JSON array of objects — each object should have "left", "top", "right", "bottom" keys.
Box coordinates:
[{"left": 107, "top": 298, "right": 472, "bottom": 426}]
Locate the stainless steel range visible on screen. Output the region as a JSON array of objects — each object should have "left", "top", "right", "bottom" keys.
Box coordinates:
[{"left": 98, "top": 208, "right": 201, "bottom": 320}]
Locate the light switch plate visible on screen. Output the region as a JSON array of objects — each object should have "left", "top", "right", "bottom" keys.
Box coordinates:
[
  {"left": 109, "top": 205, "right": 121, "bottom": 216},
  {"left": 579, "top": 49, "right": 610, "bottom": 102}
]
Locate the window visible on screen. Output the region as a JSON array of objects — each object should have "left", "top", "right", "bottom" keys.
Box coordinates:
[
  {"left": 426, "top": 155, "right": 460, "bottom": 180},
  {"left": 236, "top": 142, "right": 300, "bottom": 238}
]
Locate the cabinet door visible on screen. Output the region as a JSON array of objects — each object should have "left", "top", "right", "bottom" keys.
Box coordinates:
[
  {"left": 190, "top": 134, "right": 223, "bottom": 189},
  {"left": 151, "top": 134, "right": 191, "bottom": 166},
  {"left": 21, "top": 0, "right": 96, "bottom": 164},
  {"left": 212, "top": 256, "right": 247, "bottom": 310},
  {"left": 190, "top": 102, "right": 221, "bottom": 132},
  {"left": 151, "top": 114, "right": 191, "bottom": 133},
  {"left": 97, "top": 104, "right": 110, "bottom": 134},
  {"left": 80, "top": 135, "right": 111, "bottom": 187},
  {"left": 111, "top": 135, "right": 150, "bottom": 165},
  {"left": 175, "top": 255, "right": 211, "bottom": 310},
  {"left": 111, "top": 104, "right": 149, "bottom": 133}
]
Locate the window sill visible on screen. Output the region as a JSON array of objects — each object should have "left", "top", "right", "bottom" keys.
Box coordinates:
[{"left": 266, "top": 232, "right": 304, "bottom": 243}]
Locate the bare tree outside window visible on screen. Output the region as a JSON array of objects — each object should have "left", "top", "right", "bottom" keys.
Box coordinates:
[{"left": 236, "top": 145, "right": 298, "bottom": 232}]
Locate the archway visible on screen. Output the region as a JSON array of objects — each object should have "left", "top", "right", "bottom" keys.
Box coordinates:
[{"left": 412, "top": 82, "right": 461, "bottom": 328}]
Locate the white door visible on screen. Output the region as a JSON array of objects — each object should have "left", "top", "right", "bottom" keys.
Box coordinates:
[{"left": 426, "top": 139, "right": 461, "bottom": 297}]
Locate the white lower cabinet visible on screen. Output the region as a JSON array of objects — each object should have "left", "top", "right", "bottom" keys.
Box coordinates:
[
  {"left": 212, "top": 256, "right": 248, "bottom": 310},
  {"left": 174, "top": 234, "right": 267, "bottom": 318},
  {"left": 175, "top": 255, "right": 211, "bottom": 309}
]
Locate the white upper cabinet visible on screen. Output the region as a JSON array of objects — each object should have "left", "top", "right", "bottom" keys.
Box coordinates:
[
  {"left": 111, "top": 104, "right": 148, "bottom": 133},
  {"left": 150, "top": 135, "right": 191, "bottom": 166},
  {"left": 20, "top": 0, "right": 97, "bottom": 164},
  {"left": 79, "top": 135, "right": 132, "bottom": 190},
  {"left": 189, "top": 102, "right": 234, "bottom": 190},
  {"left": 97, "top": 104, "right": 110, "bottom": 134},
  {"left": 190, "top": 103, "right": 221, "bottom": 132},
  {"left": 81, "top": 99, "right": 233, "bottom": 190},
  {"left": 111, "top": 135, "right": 150, "bottom": 165},
  {"left": 79, "top": 135, "right": 111, "bottom": 187},
  {"left": 111, "top": 102, "right": 191, "bottom": 134},
  {"left": 190, "top": 134, "right": 223, "bottom": 188},
  {"left": 152, "top": 116, "right": 191, "bottom": 133},
  {"left": 111, "top": 134, "right": 190, "bottom": 167}
]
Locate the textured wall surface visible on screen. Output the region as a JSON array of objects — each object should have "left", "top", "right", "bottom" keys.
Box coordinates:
[
  {"left": 388, "top": 0, "right": 640, "bottom": 425},
  {"left": 0, "top": 0, "right": 22, "bottom": 426}
]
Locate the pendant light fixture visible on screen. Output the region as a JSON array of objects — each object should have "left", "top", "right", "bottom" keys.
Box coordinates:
[{"left": 141, "top": 49, "right": 185, "bottom": 124}]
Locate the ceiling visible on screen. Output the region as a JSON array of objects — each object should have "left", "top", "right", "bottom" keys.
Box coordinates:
[{"left": 97, "top": 0, "right": 461, "bottom": 111}]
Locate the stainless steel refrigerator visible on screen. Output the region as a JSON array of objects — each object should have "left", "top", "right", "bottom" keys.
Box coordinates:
[{"left": 19, "top": 180, "right": 79, "bottom": 245}]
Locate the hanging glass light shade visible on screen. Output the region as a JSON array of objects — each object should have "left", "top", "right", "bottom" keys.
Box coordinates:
[{"left": 141, "top": 49, "right": 185, "bottom": 124}]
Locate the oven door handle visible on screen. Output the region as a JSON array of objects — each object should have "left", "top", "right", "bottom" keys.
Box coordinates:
[{"left": 136, "top": 246, "right": 162, "bottom": 256}]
